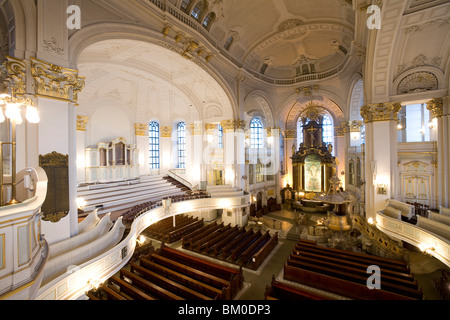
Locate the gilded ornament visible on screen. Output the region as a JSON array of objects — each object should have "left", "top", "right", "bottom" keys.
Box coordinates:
[
  {"left": 76, "top": 115, "right": 89, "bottom": 131},
  {"left": 160, "top": 126, "right": 172, "bottom": 137},
  {"left": 134, "top": 123, "right": 148, "bottom": 136},
  {"left": 360, "top": 102, "right": 401, "bottom": 123},
  {"left": 426, "top": 98, "right": 443, "bottom": 119}
]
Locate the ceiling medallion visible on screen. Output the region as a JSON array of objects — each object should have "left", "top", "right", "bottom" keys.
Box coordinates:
[
  {"left": 397, "top": 71, "right": 438, "bottom": 94},
  {"left": 278, "top": 19, "right": 304, "bottom": 32}
]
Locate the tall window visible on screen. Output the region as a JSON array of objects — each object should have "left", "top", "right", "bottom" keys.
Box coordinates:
[
  {"left": 322, "top": 115, "right": 334, "bottom": 147},
  {"left": 297, "top": 118, "right": 304, "bottom": 148},
  {"left": 398, "top": 104, "right": 431, "bottom": 142},
  {"left": 177, "top": 122, "right": 186, "bottom": 169},
  {"left": 224, "top": 36, "right": 234, "bottom": 51},
  {"left": 250, "top": 117, "right": 263, "bottom": 149},
  {"left": 202, "top": 12, "right": 216, "bottom": 30},
  {"left": 149, "top": 121, "right": 160, "bottom": 169},
  {"left": 218, "top": 124, "right": 223, "bottom": 149},
  {"left": 190, "top": 1, "right": 206, "bottom": 21},
  {"left": 180, "top": 0, "right": 192, "bottom": 13}
]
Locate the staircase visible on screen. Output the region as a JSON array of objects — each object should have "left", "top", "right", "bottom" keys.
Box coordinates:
[{"left": 77, "top": 175, "right": 188, "bottom": 216}]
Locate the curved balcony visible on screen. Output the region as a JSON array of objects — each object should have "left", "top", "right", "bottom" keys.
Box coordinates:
[
  {"left": 375, "top": 211, "right": 450, "bottom": 268},
  {"left": 36, "top": 193, "right": 251, "bottom": 300},
  {"left": 0, "top": 167, "right": 49, "bottom": 300}
]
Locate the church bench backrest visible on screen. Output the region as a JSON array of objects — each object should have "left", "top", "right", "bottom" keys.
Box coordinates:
[
  {"left": 416, "top": 215, "right": 450, "bottom": 241},
  {"left": 440, "top": 206, "right": 450, "bottom": 217},
  {"left": 386, "top": 199, "right": 414, "bottom": 218},
  {"left": 108, "top": 276, "right": 156, "bottom": 300},
  {"left": 428, "top": 211, "right": 450, "bottom": 226},
  {"left": 383, "top": 206, "right": 402, "bottom": 220}
]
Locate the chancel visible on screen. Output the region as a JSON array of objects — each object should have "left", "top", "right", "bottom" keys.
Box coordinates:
[{"left": 0, "top": 0, "right": 449, "bottom": 302}]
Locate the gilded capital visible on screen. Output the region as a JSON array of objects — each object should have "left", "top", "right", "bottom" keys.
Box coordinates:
[
  {"left": 76, "top": 115, "right": 89, "bottom": 131},
  {"left": 360, "top": 102, "right": 401, "bottom": 123},
  {"left": 334, "top": 123, "right": 349, "bottom": 137},
  {"left": 189, "top": 122, "right": 202, "bottom": 135},
  {"left": 134, "top": 123, "right": 148, "bottom": 136},
  {"left": 284, "top": 129, "right": 297, "bottom": 139},
  {"left": 31, "top": 57, "right": 85, "bottom": 103},
  {"left": 161, "top": 126, "right": 172, "bottom": 137},
  {"left": 426, "top": 98, "right": 443, "bottom": 119},
  {"left": 205, "top": 123, "right": 218, "bottom": 135},
  {"left": 349, "top": 120, "right": 363, "bottom": 132},
  {"left": 1, "top": 56, "right": 26, "bottom": 96},
  {"left": 221, "top": 119, "right": 237, "bottom": 132}
]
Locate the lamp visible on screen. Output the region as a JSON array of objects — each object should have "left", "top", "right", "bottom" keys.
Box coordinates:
[{"left": 0, "top": 86, "right": 40, "bottom": 206}]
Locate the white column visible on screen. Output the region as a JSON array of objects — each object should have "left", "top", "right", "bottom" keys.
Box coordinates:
[
  {"left": 222, "top": 120, "right": 236, "bottom": 187},
  {"left": 76, "top": 116, "right": 88, "bottom": 183},
  {"left": 235, "top": 120, "right": 246, "bottom": 191},
  {"left": 283, "top": 129, "right": 296, "bottom": 188},
  {"left": 362, "top": 103, "right": 400, "bottom": 220},
  {"left": 134, "top": 123, "right": 149, "bottom": 176},
  {"left": 160, "top": 126, "right": 172, "bottom": 175}
]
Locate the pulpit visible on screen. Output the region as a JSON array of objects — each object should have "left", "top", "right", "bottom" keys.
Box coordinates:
[
  {"left": 291, "top": 116, "right": 336, "bottom": 194},
  {"left": 85, "top": 137, "right": 139, "bottom": 183}
]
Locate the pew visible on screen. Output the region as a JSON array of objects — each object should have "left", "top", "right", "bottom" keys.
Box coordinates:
[
  {"left": 195, "top": 224, "right": 232, "bottom": 252},
  {"left": 120, "top": 268, "right": 185, "bottom": 300},
  {"left": 248, "top": 232, "right": 278, "bottom": 270},
  {"left": 99, "top": 284, "right": 128, "bottom": 300},
  {"left": 108, "top": 276, "right": 157, "bottom": 300},
  {"left": 140, "top": 257, "right": 224, "bottom": 299},
  {"left": 284, "top": 259, "right": 421, "bottom": 300},
  {"left": 203, "top": 225, "right": 239, "bottom": 254},
  {"left": 220, "top": 229, "right": 254, "bottom": 260},
  {"left": 265, "top": 277, "right": 331, "bottom": 300},
  {"left": 130, "top": 262, "right": 213, "bottom": 300},
  {"left": 231, "top": 230, "right": 261, "bottom": 262},
  {"left": 212, "top": 228, "right": 246, "bottom": 257},
  {"left": 167, "top": 218, "right": 204, "bottom": 243},
  {"left": 181, "top": 222, "right": 218, "bottom": 248}
]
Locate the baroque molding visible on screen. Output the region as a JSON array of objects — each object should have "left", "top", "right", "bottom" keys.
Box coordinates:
[
  {"left": 30, "top": 57, "right": 85, "bottom": 103},
  {"left": 42, "top": 37, "right": 65, "bottom": 55},
  {"left": 405, "top": 17, "right": 450, "bottom": 34},
  {"left": 76, "top": 115, "right": 89, "bottom": 131},
  {"left": 361, "top": 102, "right": 402, "bottom": 123},
  {"left": 397, "top": 71, "right": 438, "bottom": 95},
  {"left": 1, "top": 56, "right": 27, "bottom": 95},
  {"left": 134, "top": 123, "right": 148, "bottom": 136},
  {"left": 426, "top": 98, "right": 444, "bottom": 119},
  {"left": 284, "top": 129, "right": 296, "bottom": 139},
  {"left": 160, "top": 126, "right": 172, "bottom": 137},
  {"left": 396, "top": 54, "right": 442, "bottom": 78}
]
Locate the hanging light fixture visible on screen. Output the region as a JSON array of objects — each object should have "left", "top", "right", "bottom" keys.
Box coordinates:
[{"left": 0, "top": 85, "right": 40, "bottom": 206}]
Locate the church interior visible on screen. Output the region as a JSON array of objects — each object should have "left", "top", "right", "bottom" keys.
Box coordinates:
[{"left": 0, "top": 0, "right": 449, "bottom": 303}]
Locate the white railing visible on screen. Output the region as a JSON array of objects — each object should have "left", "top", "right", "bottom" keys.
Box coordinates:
[
  {"left": 36, "top": 193, "right": 251, "bottom": 300},
  {"left": 168, "top": 169, "right": 193, "bottom": 189},
  {"left": 376, "top": 211, "right": 450, "bottom": 268},
  {"left": 0, "top": 167, "right": 49, "bottom": 300}
]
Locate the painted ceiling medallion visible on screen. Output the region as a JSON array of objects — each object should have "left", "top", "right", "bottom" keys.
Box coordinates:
[{"left": 397, "top": 71, "right": 438, "bottom": 94}]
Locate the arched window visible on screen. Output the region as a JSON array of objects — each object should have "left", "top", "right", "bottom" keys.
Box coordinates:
[
  {"left": 297, "top": 118, "right": 304, "bottom": 148},
  {"left": 224, "top": 36, "right": 234, "bottom": 51},
  {"left": 217, "top": 124, "right": 223, "bottom": 149},
  {"left": 202, "top": 12, "right": 216, "bottom": 30},
  {"left": 322, "top": 115, "right": 334, "bottom": 148},
  {"left": 190, "top": 1, "right": 206, "bottom": 21},
  {"left": 260, "top": 63, "right": 268, "bottom": 74},
  {"left": 177, "top": 122, "right": 186, "bottom": 169},
  {"left": 250, "top": 117, "right": 263, "bottom": 149},
  {"left": 149, "top": 121, "right": 160, "bottom": 169},
  {"left": 180, "top": 0, "right": 192, "bottom": 13}
]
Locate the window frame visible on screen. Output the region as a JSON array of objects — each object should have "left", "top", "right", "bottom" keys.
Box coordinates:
[
  {"left": 149, "top": 121, "right": 160, "bottom": 170},
  {"left": 250, "top": 117, "right": 264, "bottom": 149},
  {"left": 177, "top": 122, "right": 186, "bottom": 169}
]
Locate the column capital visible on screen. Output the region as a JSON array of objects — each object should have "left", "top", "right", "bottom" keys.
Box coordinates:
[
  {"left": 360, "top": 102, "right": 401, "bottom": 123},
  {"left": 161, "top": 126, "right": 172, "bottom": 137},
  {"left": 426, "top": 98, "right": 444, "bottom": 118},
  {"left": 284, "top": 129, "right": 296, "bottom": 139},
  {"left": 134, "top": 123, "right": 148, "bottom": 136},
  {"left": 189, "top": 122, "right": 202, "bottom": 135},
  {"left": 76, "top": 115, "right": 89, "bottom": 131},
  {"left": 220, "top": 119, "right": 246, "bottom": 132}
]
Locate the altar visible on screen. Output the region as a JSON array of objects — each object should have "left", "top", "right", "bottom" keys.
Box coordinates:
[{"left": 291, "top": 108, "right": 336, "bottom": 194}]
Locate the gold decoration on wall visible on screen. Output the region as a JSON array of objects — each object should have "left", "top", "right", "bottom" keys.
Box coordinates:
[
  {"left": 301, "top": 102, "right": 325, "bottom": 121},
  {"left": 205, "top": 123, "right": 218, "bottom": 135},
  {"left": 236, "top": 119, "right": 246, "bottom": 131},
  {"left": 334, "top": 123, "right": 348, "bottom": 137},
  {"left": 134, "top": 123, "right": 148, "bottom": 136},
  {"left": 220, "top": 119, "right": 237, "bottom": 132},
  {"left": 190, "top": 122, "right": 202, "bottom": 135},
  {"left": 349, "top": 120, "right": 363, "bottom": 132},
  {"left": 1, "top": 56, "right": 27, "bottom": 95},
  {"left": 160, "top": 126, "right": 172, "bottom": 138},
  {"left": 30, "top": 57, "right": 85, "bottom": 103},
  {"left": 426, "top": 98, "right": 444, "bottom": 119},
  {"left": 39, "top": 152, "right": 69, "bottom": 223},
  {"left": 284, "top": 129, "right": 296, "bottom": 139},
  {"left": 76, "top": 115, "right": 89, "bottom": 131},
  {"left": 360, "top": 102, "right": 401, "bottom": 123}
]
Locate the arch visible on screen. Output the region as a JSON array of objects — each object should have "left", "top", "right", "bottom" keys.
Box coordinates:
[
  {"left": 280, "top": 93, "right": 345, "bottom": 131},
  {"left": 68, "top": 23, "right": 238, "bottom": 118},
  {"left": 244, "top": 90, "right": 275, "bottom": 129},
  {"left": 348, "top": 78, "right": 364, "bottom": 121},
  {"left": 190, "top": 0, "right": 208, "bottom": 22},
  {"left": 202, "top": 12, "right": 216, "bottom": 30}
]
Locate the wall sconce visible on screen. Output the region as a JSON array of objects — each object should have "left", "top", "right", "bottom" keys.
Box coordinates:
[
  {"left": 377, "top": 184, "right": 387, "bottom": 195},
  {"left": 418, "top": 244, "right": 435, "bottom": 256},
  {"left": 397, "top": 123, "right": 403, "bottom": 130},
  {"left": 367, "top": 217, "right": 375, "bottom": 225}
]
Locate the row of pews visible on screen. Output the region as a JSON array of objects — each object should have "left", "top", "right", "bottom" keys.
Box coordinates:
[
  {"left": 142, "top": 214, "right": 205, "bottom": 244},
  {"left": 264, "top": 276, "right": 332, "bottom": 300},
  {"left": 282, "top": 238, "right": 423, "bottom": 300},
  {"left": 122, "top": 200, "right": 161, "bottom": 225},
  {"left": 250, "top": 198, "right": 282, "bottom": 219},
  {"left": 181, "top": 222, "right": 278, "bottom": 270},
  {"left": 87, "top": 245, "right": 244, "bottom": 300}
]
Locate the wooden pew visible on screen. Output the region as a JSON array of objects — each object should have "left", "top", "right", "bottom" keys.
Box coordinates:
[
  {"left": 187, "top": 223, "right": 224, "bottom": 250},
  {"left": 147, "top": 253, "right": 232, "bottom": 295},
  {"left": 288, "top": 255, "right": 422, "bottom": 298},
  {"left": 248, "top": 232, "right": 278, "bottom": 270},
  {"left": 86, "top": 291, "right": 101, "bottom": 300},
  {"left": 99, "top": 284, "right": 128, "bottom": 300},
  {"left": 295, "top": 241, "right": 409, "bottom": 273},
  {"left": 195, "top": 224, "right": 232, "bottom": 252},
  {"left": 140, "top": 257, "right": 224, "bottom": 299},
  {"left": 284, "top": 259, "right": 421, "bottom": 300},
  {"left": 265, "top": 278, "right": 331, "bottom": 300},
  {"left": 182, "top": 222, "right": 218, "bottom": 248},
  {"left": 242, "top": 231, "right": 271, "bottom": 265},
  {"left": 230, "top": 230, "right": 261, "bottom": 262},
  {"left": 158, "top": 246, "right": 243, "bottom": 297},
  {"left": 108, "top": 276, "right": 157, "bottom": 300},
  {"left": 167, "top": 218, "right": 204, "bottom": 243},
  {"left": 203, "top": 225, "right": 239, "bottom": 254},
  {"left": 212, "top": 228, "right": 246, "bottom": 257},
  {"left": 220, "top": 229, "right": 253, "bottom": 260},
  {"left": 130, "top": 262, "right": 213, "bottom": 300},
  {"left": 120, "top": 268, "right": 185, "bottom": 300}
]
